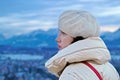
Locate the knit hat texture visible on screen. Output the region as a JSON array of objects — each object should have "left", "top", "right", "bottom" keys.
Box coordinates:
[{"left": 58, "top": 10, "right": 100, "bottom": 38}]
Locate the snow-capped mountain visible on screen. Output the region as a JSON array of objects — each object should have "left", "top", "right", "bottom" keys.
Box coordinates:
[
  {"left": 0, "top": 29, "right": 58, "bottom": 48},
  {"left": 101, "top": 28, "right": 120, "bottom": 48},
  {"left": 101, "top": 28, "right": 120, "bottom": 41},
  {"left": 0, "top": 28, "right": 120, "bottom": 48}
]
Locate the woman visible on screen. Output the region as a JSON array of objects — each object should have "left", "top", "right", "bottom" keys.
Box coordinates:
[{"left": 45, "top": 10, "right": 120, "bottom": 80}]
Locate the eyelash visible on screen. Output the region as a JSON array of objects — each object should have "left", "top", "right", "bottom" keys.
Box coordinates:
[{"left": 60, "top": 31, "right": 66, "bottom": 34}]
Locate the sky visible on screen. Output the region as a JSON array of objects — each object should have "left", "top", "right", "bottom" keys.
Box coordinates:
[{"left": 0, "top": 0, "right": 120, "bottom": 38}]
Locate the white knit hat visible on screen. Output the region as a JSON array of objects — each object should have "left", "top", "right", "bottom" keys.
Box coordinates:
[{"left": 58, "top": 10, "right": 100, "bottom": 38}]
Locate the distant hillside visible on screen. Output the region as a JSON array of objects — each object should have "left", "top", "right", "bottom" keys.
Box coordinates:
[
  {"left": 0, "top": 29, "right": 58, "bottom": 48},
  {"left": 0, "top": 28, "right": 120, "bottom": 49},
  {"left": 101, "top": 28, "right": 120, "bottom": 48}
]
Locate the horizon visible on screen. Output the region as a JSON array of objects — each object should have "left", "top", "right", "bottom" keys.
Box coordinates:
[{"left": 0, "top": 27, "right": 119, "bottom": 39}]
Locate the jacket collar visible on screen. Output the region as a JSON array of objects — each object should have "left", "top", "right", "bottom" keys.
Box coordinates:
[{"left": 45, "top": 37, "right": 111, "bottom": 77}]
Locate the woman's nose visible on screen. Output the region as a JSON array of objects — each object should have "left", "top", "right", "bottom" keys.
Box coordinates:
[{"left": 56, "top": 36, "right": 60, "bottom": 43}]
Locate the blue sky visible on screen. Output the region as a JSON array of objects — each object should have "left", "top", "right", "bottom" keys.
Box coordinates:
[{"left": 0, "top": 0, "right": 120, "bottom": 38}]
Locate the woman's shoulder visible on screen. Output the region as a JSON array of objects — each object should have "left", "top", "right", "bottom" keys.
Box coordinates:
[
  {"left": 60, "top": 62, "right": 101, "bottom": 80},
  {"left": 60, "top": 61, "right": 119, "bottom": 80},
  {"left": 102, "top": 62, "right": 120, "bottom": 80}
]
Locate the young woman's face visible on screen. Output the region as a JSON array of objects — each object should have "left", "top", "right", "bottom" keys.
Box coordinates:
[{"left": 56, "top": 31, "right": 74, "bottom": 50}]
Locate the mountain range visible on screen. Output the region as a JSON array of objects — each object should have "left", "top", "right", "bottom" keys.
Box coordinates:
[
  {"left": 0, "top": 28, "right": 120, "bottom": 49},
  {"left": 0, "top": 29, "right": 58, "bottom": 48},
  {"left": 101, "top": 28, "right": 120, "bottom": 48}
]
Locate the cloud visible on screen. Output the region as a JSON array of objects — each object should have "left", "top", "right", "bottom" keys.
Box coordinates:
[
  {"left": 0, "top": 0, "right": 120, "bottom": 37},
  {"left": 9, "top": 20, "right": 41, "bottom": 26},
  {"left": 0, "top": 16, "right": 17, "bottom": 23},
  {"left": 0, "top": 11, "right": 57, "bottom": 38},
  {"left": 96, "top": 6, "right": 120, "bottom": 17},
  {"left": 101, "top": 25, "right": 120, "bottom": 32},
  {"left": 76, "top": 0, "right": 106, "bottom": 2}
]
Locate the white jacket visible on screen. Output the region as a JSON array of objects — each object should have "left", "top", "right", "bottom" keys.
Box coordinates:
[{"left": 45, "top": 37, "right": 120, "bottom": 80}]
